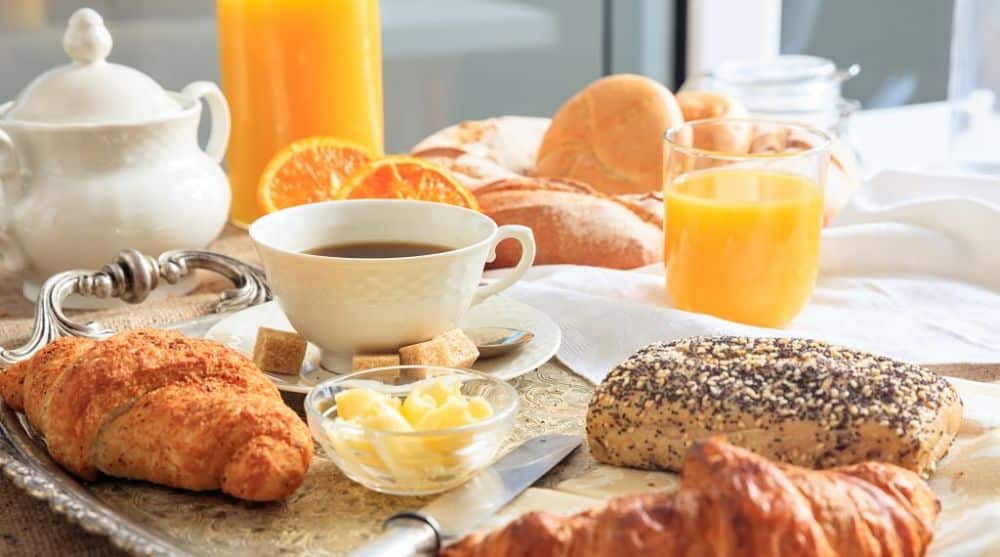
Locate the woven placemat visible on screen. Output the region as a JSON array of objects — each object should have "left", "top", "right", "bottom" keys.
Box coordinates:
[{"left": 0, "top": 227, "right": 996, "bottom": 556}]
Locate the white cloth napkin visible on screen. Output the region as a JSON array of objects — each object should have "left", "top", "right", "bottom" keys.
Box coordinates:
[{"left": 494, "top": 170, "right": 1000, "bottom": 384}]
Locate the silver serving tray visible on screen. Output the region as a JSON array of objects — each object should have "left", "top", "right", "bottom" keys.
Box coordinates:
[
  {"left": 1, "top": 400, "right": 198, "bottom": 556},
  {"left": 0, "top": 249, "right": 262, "bottom": 556},
  {"left": 0, "top": 249, "right": 593, "bottom": 556}
]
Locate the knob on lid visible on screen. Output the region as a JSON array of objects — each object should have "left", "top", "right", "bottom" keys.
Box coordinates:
[{"left": 3, "top": 8, "right": 181, "bottom": 124}]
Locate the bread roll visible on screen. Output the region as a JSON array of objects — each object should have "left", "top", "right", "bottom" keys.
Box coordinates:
[
  {"left": 536, "top": 74, "right": 684, "bottom": 195},
  {"left": 748, "top": 127, "right": 862, "bottom": 224},
  {"left": 675, "top": 90, "right": 752, "bottom": 153},
  {"left": 476, "top": 177, "right": 662, "bottom": 269},
  {"left": 587, "top": 336, "right": 962, "bottom": 476}
]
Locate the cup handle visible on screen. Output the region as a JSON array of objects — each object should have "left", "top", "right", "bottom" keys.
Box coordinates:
[
  {"left": 473, "top": 225, "right": 535, "bottom": 305},
  {"left": 182, "top": 81, "right": 231, "bottom": 163},
  {"left": 0, "top": 130, "right": 25, "bottom": 272}
]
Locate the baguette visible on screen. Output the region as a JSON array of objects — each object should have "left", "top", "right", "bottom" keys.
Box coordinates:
[
  {"left": 476, "top": 177, "right": 663, "bottom": 269},
  {"left": 411, "top": 116, "right": 549, "bottom": 189}
]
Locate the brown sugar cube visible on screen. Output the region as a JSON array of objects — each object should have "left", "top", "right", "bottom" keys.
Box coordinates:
[
  {"left": 398, "top": 328, "right": 480, "bottom": 368},
  {"left": 252, "top": 327, "right": 307, "bottom": 375},
  {"left": 352, "top": 353, "right": 401, "bottom": 371}
]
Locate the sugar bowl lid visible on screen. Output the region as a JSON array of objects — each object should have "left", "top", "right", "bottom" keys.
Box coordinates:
[{"left": 3, "top": 8, "right": 182, "bottom": 124}]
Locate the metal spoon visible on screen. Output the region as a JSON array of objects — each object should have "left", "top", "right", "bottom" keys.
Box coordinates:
[{"left": 464, "top": 327, "right": 534, "bottom": 359}]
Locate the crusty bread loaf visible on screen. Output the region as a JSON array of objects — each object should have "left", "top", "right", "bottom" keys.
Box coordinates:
[
  {"left": 616, "top": 191, "right": 664, "bottom": 223},
  {"left": 536, "top": 74, "right": 685, "bottom": 195},
  {"left": 476, "top": 177, "right": 663, "bottom": 269},
  {"left": 587, "top": 336, "right": 962, "bottom": 476},
  {"left": 411, "top": 146, "right": 519, "bottom": 190},
  {"left": 411, "top": 116, "right": 549, "bottom": 189}
]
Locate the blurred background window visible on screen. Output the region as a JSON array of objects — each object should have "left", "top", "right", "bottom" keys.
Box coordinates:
[
  {"left": 780, "top": 0, "right": 953, "bottom": 108},
  {"left": 0, "top": 0, "right": 961, "bottom": 152}
]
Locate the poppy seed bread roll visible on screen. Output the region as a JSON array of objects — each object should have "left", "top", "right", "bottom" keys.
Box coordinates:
[{"left": 586, "top": 337, "right": 962, "bottom": 476}]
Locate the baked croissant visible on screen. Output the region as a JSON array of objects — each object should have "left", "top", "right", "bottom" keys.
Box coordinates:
[
  {"left": 441, "top": 438, "right": 939, "bottom": 557},
  {"left": 0, "top": 329, "right": 313, "bottom": 501}
]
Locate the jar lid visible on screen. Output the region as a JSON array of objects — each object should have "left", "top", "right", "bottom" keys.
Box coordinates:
[
  {"left": 3, "top": 8, "right": 181, "bottom": 124},
  {"left": 715, "top": 55, "right": 838, "bottom": 86}
]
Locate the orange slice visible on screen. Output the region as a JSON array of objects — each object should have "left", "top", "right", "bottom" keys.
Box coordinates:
[
  {"left": 337, "top": 155, "right": 480, "bottom": 210},
  {"left": 258, "top": 137, "right": 374, "bottom": 214}
]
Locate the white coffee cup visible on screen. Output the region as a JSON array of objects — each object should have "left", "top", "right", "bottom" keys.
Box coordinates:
[{"left": 249, "top": 200, "right": 536, "bottom": 369}]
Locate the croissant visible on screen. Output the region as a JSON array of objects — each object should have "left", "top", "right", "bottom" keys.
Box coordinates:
[
  {"left": 0, "top": 329, "right": 313, "bottom": 501},
  {"left": 441, "top": 438, "right": 939, "bottom": 557}
]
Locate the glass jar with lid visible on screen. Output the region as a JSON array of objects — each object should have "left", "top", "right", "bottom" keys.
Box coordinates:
[{"left": 684, "top": 55, "right": 861, "bottom": 139}]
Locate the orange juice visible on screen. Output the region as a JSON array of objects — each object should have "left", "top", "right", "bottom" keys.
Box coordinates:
[
  {"left": 665, "top": 169, "right": 823, "bottom": 328},
  {"left": 217, "top": 0, "right": 384, "bottom": 227}
]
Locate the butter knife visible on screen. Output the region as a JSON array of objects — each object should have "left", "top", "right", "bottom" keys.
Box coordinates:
[{"left": 348, "top": 434, "right": 581, "bottom": 557}]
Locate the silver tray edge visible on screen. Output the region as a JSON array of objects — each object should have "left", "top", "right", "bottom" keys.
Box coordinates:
[{"left": 0, "top": 406, "right": 194, "bottom": 557}]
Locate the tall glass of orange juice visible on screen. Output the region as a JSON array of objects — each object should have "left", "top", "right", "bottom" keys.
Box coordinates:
[
  {"left": 217, "top": 0, "right": 384, "bottom": 227},
  {"left": 663, "top": 119, "right": 830, "bottom": 328}
]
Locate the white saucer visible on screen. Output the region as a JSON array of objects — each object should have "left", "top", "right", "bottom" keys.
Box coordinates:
[{"left": 205, "top": 295, "right": 561, "bottom": 393}]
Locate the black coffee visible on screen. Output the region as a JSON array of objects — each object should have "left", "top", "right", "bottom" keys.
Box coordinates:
[{"left": 304, "top": 241, "right": 452, "bottom": 259}]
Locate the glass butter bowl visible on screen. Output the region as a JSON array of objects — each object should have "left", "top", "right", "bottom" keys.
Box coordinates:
[{"left": 305, "top": 366, "right": 518, "bottom": 495}]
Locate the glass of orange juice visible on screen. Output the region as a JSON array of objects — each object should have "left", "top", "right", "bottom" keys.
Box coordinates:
[
  {"left": 217, "top": 0, "right": 384, "bottom": 227},
  {"left": 663, "top": 119, "right": 831, "bottom": 328}
]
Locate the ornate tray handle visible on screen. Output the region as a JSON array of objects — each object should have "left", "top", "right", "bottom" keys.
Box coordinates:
[{"left": 0, "top": 249, "right": 272, "bottom": 366}]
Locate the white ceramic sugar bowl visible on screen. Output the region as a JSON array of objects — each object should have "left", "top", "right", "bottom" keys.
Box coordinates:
[{"left": 0, "top": 8, "right": 230, "bottom": 301}]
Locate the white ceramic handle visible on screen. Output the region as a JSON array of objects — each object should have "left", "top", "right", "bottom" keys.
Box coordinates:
[
  {"left": 473, "top": 225, "right": 535, "bottom": 305},
  {"left": 182, "top": 81, "right": 231, "bottom": 163},
  {"left": 0, "top": 130, "right": 25, "bottom": 272}
]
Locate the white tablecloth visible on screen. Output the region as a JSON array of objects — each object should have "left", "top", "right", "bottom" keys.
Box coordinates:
[
  {"left": 497, "top": 170, "right": 1000, "bottom": 384},
  {"left": 489, "top": 168, "right": 1000, "bottom": 557}
]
